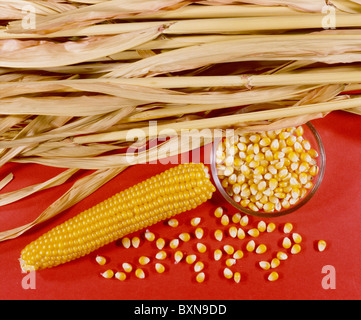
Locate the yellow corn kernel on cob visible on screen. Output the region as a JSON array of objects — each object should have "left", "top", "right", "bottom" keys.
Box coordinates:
[{"left": 20, "top": 163, "right": 215, "bottom": 271}]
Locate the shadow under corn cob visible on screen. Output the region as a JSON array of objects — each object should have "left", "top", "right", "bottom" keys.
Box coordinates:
[{"left": 20, "top": 163, "right": 215, "bottom": 271}]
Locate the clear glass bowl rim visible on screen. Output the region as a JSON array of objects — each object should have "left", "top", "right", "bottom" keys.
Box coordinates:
[{"left": 210, "top": 122, "right": 326, "bottom": 218}]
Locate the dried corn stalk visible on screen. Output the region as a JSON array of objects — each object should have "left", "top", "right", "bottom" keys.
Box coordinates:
[{"left": 1, "top": 0, "right": 361, "bottom": 240}]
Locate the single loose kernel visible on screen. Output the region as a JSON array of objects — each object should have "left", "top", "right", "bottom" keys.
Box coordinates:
[
  {"left": 144, "top": 231, "right": 155, "bottom": 242},
  {"left": 139, "top": 256, "right": 150, "bottom": 265},
  {"left": 135, "top": 268, "right": 145, "bottom": 279},
  {"left": 226, "top": 258, "right": 236, "bottom": 267},
  {"left": 232, "top": 213, "right": 241, "bottom": 223},
  {"left": 234, "top": 272, "right": 241, "bottom": 283},
  {"left": 240, "top": 215, "right": 249, "bottom": 226},
  {"left": 259, "top": 261, "right": 271, "bottom": 270},
  {"left": 186, "top": 254, "right": 197, "bottom": 264},
  {"left": 170, "top": 239, "right": 179, "bottom": 249},
  {"left": 194, "top": 261, "right": 204, "bottom": 272},
  {"left": 267, "top": 222, "right": 276, "bottom": 232},
  {"left": 318, "top": 240, "right": 327, "bottom": 252},
  {"left": 248, "top": 228, "right": 260, "bottom": 237},
  {"left": 292, "top": 233, "right": 302, "bottom": 244},
  {"left": 291, "top": 244, "right": 301, "bottom": 254},
  {"left": 155, "top": 251, "right": 167, "bottom": 260},
  {"left": 179, "top": 232, "right": 191, "bottom": 242},
  {"left": 95, "top": 255, "right": 106, "bottom": 266},
  {"left": 174, "top": 251, "right": 184, "bottom": 264},
  {"left": 246, "top": 240, "right": 255, "bottom": 252},
  {"left": 197, "top": 243, "right": 207, "bottom": 253},
  {"left": 276, "top": 251, "right": 288, "bottom": 261},
  {"left": 282, "top": 237, "right": 292, "bottom": 249},
  {"left": 115, "top": 271, "right": 126, "bottom": 281},
  {"left": 121, "top": 237, "right": 131, "bottom": 249},
  {"left": 228, "top": 226, "right": 238, "bottom": 238},
  {"left": 156, "top": 238, "right": 166, "bottom": 250},
  {"left": 255, "top": 244, "right": 267, "bottom": 254},
  {"left": 283, "top": 223, "right": 293, "bottom": 234},
  {"left": 257, "top": 221, "right": 267, "bottom": 232},
  {"left": 195, "top": 227, "right": 204, "bottom": 240},
  {"left": 221, "top": 214, "right": 230, "bottom": 226},
  {"left": 214, "top": 249, "right": 223, "bottom": 261},
  {"left": 271, "top": 258, "right": 280, "bottom": 268},
  {"left": 214, "top": 207, "right": 224, "bottom": 218},
  {"left": 214, "top": 229, "right": 223, "bottom": 242},
  {"left": 223, "top": 244, "right": 235, "bottom": 255},
  {"left": 122, "top": 262, "right": 133, "bottom": 273},
  {"left": 191, "top": 217, "right": 201, "bottom": 226},
  {"left": 233, "top": 250, "right": 244, "bottom": 260},
  {"left": 235, "top": 228, "right": 245, "bottom": 241},
  {"left": 223, "top": 267, "right": 233, "bottom": 279},
  {"left": 268, "top": 271, "right": 279, "bottom": 282},
  {"left": 101, "top": 269, "right": 114, "bottom": 279},
  {"left": 155, "top": 263, "right": 165, "bottom": 274},
  {"left": 168, "top": 218, "right": 179, "bottom": 228},
  {"left": 196, "top": 272, "right": 205, "bottom": 283},
  {"left": 132, "top": 236, "right": 140, "bottom": 248}
]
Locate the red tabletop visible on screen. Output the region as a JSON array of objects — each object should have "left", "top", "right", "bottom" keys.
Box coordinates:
[{"left": 1, "top": 110, "right": 360, "bottom": 300}]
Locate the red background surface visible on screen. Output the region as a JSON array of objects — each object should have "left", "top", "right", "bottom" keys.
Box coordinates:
[{"left": 0, "top": 110, "right": 360, "bottom": 300}]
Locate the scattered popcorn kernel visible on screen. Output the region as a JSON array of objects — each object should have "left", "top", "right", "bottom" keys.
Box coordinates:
[
  {"left": 144, "top": 231, "right": 155, "bottom": 242},
  {"left": 155, "top": 251, "right": 167, "bottom": 260},
  {"left": 282, "top": 237, "right": 292, "bottom": 249},
  {"left": 195, "top": 227, "right": 204, "bottom": 240},
  {"left": 292, "top": 233, "right": 302, "bottom": 244},
  {"left": 139, "top": 256, "right": 150, "bottom": 265},
  {"left": 194, "top": 261, "right": 204, "bottom": 272},
  {"left": 135, "top": 268, "right": 145, "bottom": 279},
  {"left": 233, "top": 250, "right": 244, "bottom": 260},
  {"left": 132, "top": 236, "right": 140, "bottom": 248},
  {"left": 257, "top": 221, "right": 267, "bottom": 232},
  {"left": 271, "top": 258, "right": 280, "bottom": 268},
  {"left": 156, "top": 238, "right": 166, "bottom": 250},
  {"left": 214, "top": 229, "right": 223, "bottom": 242},
  {"left": 237, "top": 228, "right": 246, "bottom": 240},
  {"left": 196, "top": 272, "right": 205, "bottom": 283},
  {"left": 186, "top": 254, "right": 197, "bottom": 264},
  {"left": 226, "top": 258, "right": 236, "bottom": 267},
  {"left": 174, "top": 251, "right": 184, "bottom": 264},
  {"left": 221, "top": 214, "right": 230, "bottom": 226},
  {"left": 248, "top": 228, "right": 260, "bottom": 237},
  {"left": 214, "top": 249, "right": 223, "bottom": 261},
  {"left": 101, "top": 269, "right": 114, "bottom": 279},
  {"left": 259, "top": 261, "right": 271, "bottom": 270},
  {"left": 234, "top": 272, "right": 241, "bottom": 283},
  {"left": 214, "top": 207, "right": 224, "bottom": 218},
  {"left": 115, "top": 271, "right": 126, "bottom": 281},
  {"left": 246, "top": 240, "right": 255, "bottom": 252},
  {"left": 179, "top": 232, "right": 191, "bottom": 242},
  {"left": 232, "top": 213, "right": 241, "bottom": 223},
  {"left": 283, "top": 223, "right": 293, "bottom": 234},
  {"left": 197, "top": 242, "right": 207, "bottom": 253},
  {"left": 228, "top": 226, "right": 238, "bottom": 238},
  {"left": 318, "top": 240, "right": 327, "bottom": 252},
  {"left": 121, "top": 237, "right": 131, "bottom": 249},
  {"left": 95, "top": 255, "right": 106, "bottom": 266},
  {"left": 168, "top": 218, "right": 179, "bottom": 228},
  {"left": 170, "top": 239, "right": 179, "bottom": 249},
  {"left": 255, "top": 244, "right": 267, "bottom": 254},
  {"left": 223, "top": 244, "right": 235, "bottom": 255},
  {"left": 291, "top": 244, "right": 301, "bottom": 254},
  {"left": 155, "top": 263, "right": 165, "bottom": 274},
  {"left": 276, "top": 251, "right": 288, "bottom": 261},
  {"left": 223, "top": 267, "right": 233, "bottom": 279},
  {"left": 240, "top": 215, "right": 249, "bottom": 226},
  {"left": 268, "top": 271, "right": 279, "bottom": 282},
  {"left": 122, "top": 262, "right": 133, "bottom": 273},
  {"left": 191, "top": 217, "right": 201, "bottom": 226}
]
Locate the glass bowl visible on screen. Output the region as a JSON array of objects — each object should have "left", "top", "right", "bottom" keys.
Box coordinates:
[{"left": 210, "top": 122, "right": 326, "bottom": 217}]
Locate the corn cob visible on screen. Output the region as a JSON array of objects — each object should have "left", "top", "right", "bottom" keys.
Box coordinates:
[{"left": 20, "top": 163, "right": 215, "bottom": 271}]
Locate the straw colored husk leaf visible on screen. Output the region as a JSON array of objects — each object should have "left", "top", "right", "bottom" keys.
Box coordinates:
[
  {"left": 0, "top": 173, "right": 14, "bottom": 191},
  {"left": 0, "top": 167, "right": 126, "bottom": 241},
  {"left": 0, "top": 26, "right": 163, "bottom": 68}
]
